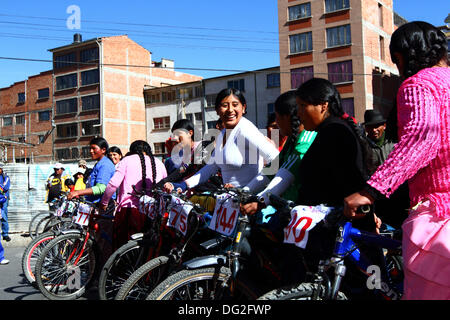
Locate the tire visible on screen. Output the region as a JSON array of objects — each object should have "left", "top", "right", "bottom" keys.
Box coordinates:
[
  {"left": 115, "top": 255, "right": 171, "bottom": 300},
  {"left": 97, "top": 240, "right": 143, "bottom": 300},
  {"left": 21, "top": 232, "right": 56, "bottom": 285},
  {"left": 28, "top": 212, "right": 51, "bottom": 239},
  {"left": 35, "top": 232, "right": 96, "bottom": 300},
  {"left": 34, "top": 215, "right": 54, "bottom": 238},
  {"left": 43, "top": 216, "right": 74, "bottom": 234},
  {"left": 146, "top": 266, "right": 259, "bottom": 300},
  {"left": 257, "top": 282, "right": 347, "bottom": 300}
]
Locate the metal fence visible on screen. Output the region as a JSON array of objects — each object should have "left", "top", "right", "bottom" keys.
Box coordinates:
[{"left": 2, "top": 163, "right": 80, "bottom": 233}]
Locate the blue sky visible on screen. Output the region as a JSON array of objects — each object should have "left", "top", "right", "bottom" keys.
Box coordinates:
[{"left": 0, "top": 0, "right": 448, "bottom": 88}]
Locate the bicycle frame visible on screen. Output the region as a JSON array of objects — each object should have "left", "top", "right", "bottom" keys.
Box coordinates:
[{"left": 318, "top": 220, "right": 402, "bottom": 300}]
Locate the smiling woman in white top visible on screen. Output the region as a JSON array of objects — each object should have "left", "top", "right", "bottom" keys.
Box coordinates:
[{"left": 165, "top": 88, "right": 279, "bottom": 192}]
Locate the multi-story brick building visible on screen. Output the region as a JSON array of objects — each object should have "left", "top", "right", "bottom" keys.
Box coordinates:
[
  {"left": 0, "top": 70, "right": 53, "bottom": 163},
  {"left": 278, "top": 0, "right": 405, "bottom": 122},
  {"left": 144, "top": 67, "right": 280, "bottom": 158},
  {"left": 0, "top": 34, "right": 202, "bottom": 163}
]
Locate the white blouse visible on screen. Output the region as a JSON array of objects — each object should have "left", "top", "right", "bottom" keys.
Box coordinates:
[{"left": 185, "top": 117, "right": 279, "bottom": 188}]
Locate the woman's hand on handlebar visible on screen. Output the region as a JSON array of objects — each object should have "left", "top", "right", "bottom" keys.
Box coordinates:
[
  {"left": 343, "top": 190, "right": 374, "bottom": 219},
  {"left": 240, "top": 200, "right": 265, "bottom": 216},
  {"left": 164, "top": 182, "right": 174, "bottom": 193}
]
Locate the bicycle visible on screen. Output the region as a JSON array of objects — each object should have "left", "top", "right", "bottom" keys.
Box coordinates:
[
  {"left": 21, "top": 195, "right": 80, "bottom": 285},
  {"left": 258, "top": 193, "right": 403, "bottom": 300},
  {"left": 34, "top": 197, "right": 114, "bottom": 300},
  {"left": 145, "top": 187, "right": 286, "bottom": 300},
  {"left": 99, "top": 187, "right": 223, "bottom": 300}
]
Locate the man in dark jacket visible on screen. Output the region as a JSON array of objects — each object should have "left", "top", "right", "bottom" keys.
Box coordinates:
[
  {"left": 363, "top": 109, "right": 409, "bottom": 229},
  {"left": 363, "top": 110, "right": 396, "bottom": 167}
]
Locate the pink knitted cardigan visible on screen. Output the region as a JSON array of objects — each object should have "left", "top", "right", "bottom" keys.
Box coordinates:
[{"left": 367, "top": 67, "right": 450, "bottom": 218}]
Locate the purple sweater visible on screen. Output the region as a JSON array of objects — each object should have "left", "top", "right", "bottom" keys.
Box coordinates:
[
  {"left": 367, "top": 67, "right": 450, "bottom": 218},
  {"left": 101, "top": 154, "right": 167, "bottom": 211}
]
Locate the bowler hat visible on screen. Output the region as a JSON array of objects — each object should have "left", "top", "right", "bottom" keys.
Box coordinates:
[{"left": 363, "top": 110, "right": 386, "bottom": 126}]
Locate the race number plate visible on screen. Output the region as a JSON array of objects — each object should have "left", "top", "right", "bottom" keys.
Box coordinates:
[
  {"left": 139, "top": 195, "right": 157, "bottom": 220},
  {"left": 73, "top": 203, "right": 92, "bottom": 226},
  {"left": 208, "top": 194, "right": 239, "bottom": 237},
  {"left": 166, "top": 196, "right": 192, "bottom": 236},
  {"left": 55, "top": 200, "right": 67, "bottom": 217},
  {"left": 283, "top": 204, "right": 334, "bottom": 249}
]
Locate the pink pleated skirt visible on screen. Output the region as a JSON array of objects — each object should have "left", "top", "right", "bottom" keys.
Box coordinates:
[{"left": 401, "top": 200, "right": 450, "bottom": 300}]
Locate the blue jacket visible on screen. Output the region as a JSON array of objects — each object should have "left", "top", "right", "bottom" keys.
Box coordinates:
[{"left": 0, "top": 173, "right": 10, "bottom": 199}]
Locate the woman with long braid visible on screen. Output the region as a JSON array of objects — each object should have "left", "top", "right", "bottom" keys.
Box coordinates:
[{"left": 100, "top": 140, "right": 167, "bottom": 250}]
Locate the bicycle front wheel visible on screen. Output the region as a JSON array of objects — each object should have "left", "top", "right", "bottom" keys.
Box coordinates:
[
  {"left": 115, "top": 255, "right": 171, "bottom": 300},
  {"left": 98, "top": 240, "right": 144, "bottom": 300},
  {"left": 35, "top": 232, "right": 96, "bottom": 300},
  {"left": 146, "top": 267, "right": 258, "bottom": 300},
  {"left": 21, "top": 232, "right": 56, "bottom": 285}
]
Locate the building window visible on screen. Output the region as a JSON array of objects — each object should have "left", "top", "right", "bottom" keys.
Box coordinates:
[
  {"left": 291, "top": 66, "right": 314, "bottom": 89},
  {"left": 379, "top": 36, "right": 385, "bottom": 61},
  {"left": 145, "top": 92, "right": 161, "bottom": 104},
  {"left": 341, "top": 98, "right": 354, "bottom": 117},
  {"left": 161, "top": 90, "right": 176, "bottom": 102},
  {"left": 325, "top": 0, "right": 350, "bottom": 13},
  {"left": 207, "top": 121, "right": 218, "bottom": 129},
  {"left": 289, "top": 32, "right": 313, "bottom": 54},
  {"left": 72, "top": 147, "right": 79, "bottom": 159},
  {"left": 81, "top": 94, "right": 100, "bottom": 111},
  {"left": 288, "top": 3, "right": 311, "bottom": 21},
  {"left": 227, "top": 79, "right": 245, "bottom": 92},
  {"left": 178, "top": 87, "right": 193, "bottom": 100},
  {"left": 81, "top": 120, "right": 100, "bottom": 136},
  {"left": 56, "top": 123, "right": 78, "bottom": 138},
  {"left": 56, "top": 148, "right": 71, "bottom": 160},
  {"left": 81, "top": 69, "right": 99, "bottom": 86},
  {"left": 378, "top": 3, "right": 384, "bottom": 27},
  {"left": 38, "top": 111, "right": 51, "bottom": 122},
  {"left": 326, "top": 25, "right": 351, "bottom": 48},
  {"left": 153, "top": 116, "right": 170, "bottom": 130},
  {"left": 267, "top": 73, "right": 280, "bottom": 88},
  {"left": 195, "top": 112, "right": 203, "bottom": 121},
  {"left": 18, "top": 92, "right": 25, "bottom": 104},
  {"left": 267, "top": 103, "right": 275, "bottom": 116},
  {"left": 56, "top": 98, "right": 78, "bottom": 115},
  {"left": 81, "top": 146, "right": 91, "bottom": 158},
  {"left": 37, "top": 88, "right": 50, "bottom": 99},
  {"left": 154, "top": 142, "right": 166, "bottom": 155},
  {"left": 206, "top": 94, "right": 217, "bottom": 108},
  {"left": 56, "top": 73, "right": 77, "bottom": 91},
  {"left": 194, "top": 86, "right": 203, "bottom": 98},
  {"left": 54, "top": 52, "right": 76, "bottom": 69},
  {"left": 38, "top": 135, "right": 45, "bottom": 144},
  {"left": 16, "top": 115, "right": 25, "bottom": 124},
  {"left": 18, "top": 136, "right": 25, "bottom": 143},
  {"left": 328, "top": 60, "right": 353, "bottom": 84},
  {"left": 3, "top": 117, "right": 12, "bottom": 126},
  {"left": 80, "top": 47, "right": 99, "bottom": 63}
]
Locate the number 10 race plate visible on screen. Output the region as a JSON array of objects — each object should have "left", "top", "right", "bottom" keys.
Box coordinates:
[{"left": 283, "top": 204, "right": 334, "bottom": 249}]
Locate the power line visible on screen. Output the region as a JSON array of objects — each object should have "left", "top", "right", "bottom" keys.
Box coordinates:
[
  {"left": 0, "top": 13, "right": 278, "bottom": 34},
  {"left": 0, "top": 56, "right": 396, "bottom": 77}
]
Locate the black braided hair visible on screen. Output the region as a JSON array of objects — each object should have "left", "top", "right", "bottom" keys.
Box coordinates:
[
  {"left": 126, "top": 140, "right": 156, "bottom": 193},
  {"left": 390, "top": 21, "right": 448, "bottom": 78},
  {"left": 274, "top": 90, "right": 302, "bottom": 145},
  {"left": 296, "top": 78, "right": 377, "bottom": 178}
]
